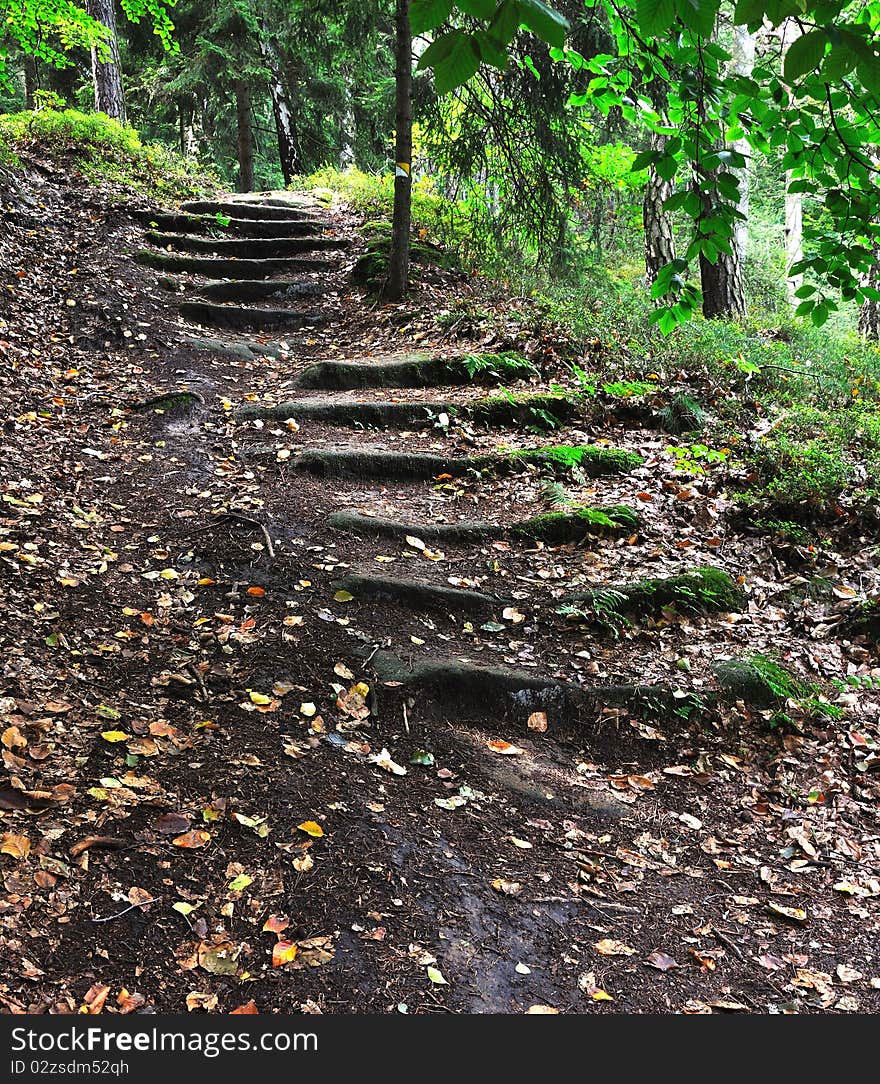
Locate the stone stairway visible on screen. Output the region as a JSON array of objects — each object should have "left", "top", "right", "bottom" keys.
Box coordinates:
[{"left": 136, "top": 191, "right": 751, "bottom": 726}]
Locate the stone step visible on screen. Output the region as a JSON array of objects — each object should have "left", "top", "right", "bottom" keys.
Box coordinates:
[
  {"left": 327, "top": 505, "right": 638, "bottom": 544},
  {"left": 296, "top": 353, "right": 535, "bottom": 390},
  {"left": 136, "top": 249, "right": 335, "bottom": 278},
  {"left": 145, "top": 231, "right": 347, "bottom": 259},
  {"left": 291, "top": 444, "right": 641, "bottom": 480},
  {"left": 333, "top": 565, "right": 743, "bottom": 618},
  {"left": 363, "top": 647, "right": 686, "bottom": 719},
  {"left": 141, "top": 211, "right": 324, "bottom": 237},
  {"left": 178, "top": 300, "right": 325, "bottom": 331},
  {"left": 237, "top": 392, "right": 578, "bottom": 428},
  {"left": 180, "top": 199, "right": 317, "bottom": 221},
  {"left": 196, "top": 279, "right": 324, "bottom": 303}
]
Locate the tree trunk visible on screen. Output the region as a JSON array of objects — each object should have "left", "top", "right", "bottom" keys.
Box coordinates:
[
  {"left": 780, "top": 21, "right": 803, "bottom": 303},
  {"left": 24, "top": 56, "right": 38, "bottom": 109},
  {"left": 259, "top": 31, "right": 301, "bottom": 186},
  {"left": 384, "top": 0, "right": 412, "bottom": 302},
  {"left": 235, "top": 81, "right": 255, "bottom": 193},
  {"left": 339, "top": 81, "right": 356, "bottom": 170},
  {"left": 699, "top": 28, "right": 753, "bottom": 319},
  {"left": 729, "top": 27, "right": 755, "bottom": 268},
  {"left": 643, "top": 131, "right": 676, "bottom": 285},
  {"left": 859, "top": 250, "right": 880, "bottom": 341},
  {"left": 86, "top": 0, "right": 127, "bottom": 123}
]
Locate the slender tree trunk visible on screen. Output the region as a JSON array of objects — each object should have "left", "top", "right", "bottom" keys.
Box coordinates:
[
  {"left": 384, "top": 0, "right": 412, "bottom": 302},
  {"left": 339, "top": 80, "right": 356, "bottom": 170},
  {"left": 24, "top": 56, "right": 38, "bottom": 109},
  {"left": 779, "top": 20, "right": 803, "bottom": 303},
  {"left": 643, "top": 131, "right": 676, "bottom": 285},
  {"left": 86, "top": 0, "right": 127, "bottom": 123},
  {"left": 729, "top": 27, "right": 755, "bottom": 268},
  {"left": 699, "top": 29, "right": 753, "bottom": 319},
  {"left": 259, "top": 31, "right": 301, "bottom": 186},
  {"left": 859, "top": 249, "right": 880, "bottom": 341},
  {"left": 235, "top": 81, "right": 255, "bottom": 193}
]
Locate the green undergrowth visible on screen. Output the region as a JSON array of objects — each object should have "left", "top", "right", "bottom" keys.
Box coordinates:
[
  {"left": 297, "top": 165, "right": 473, "bottom": 257},
  {"left": 0, "top": 108, "right": 217, "bottom": 201},
  {"left": 734, "top": 401, "right": 880, "bottom": 520}
]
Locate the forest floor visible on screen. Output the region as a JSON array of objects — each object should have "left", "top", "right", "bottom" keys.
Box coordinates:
[{"left": 1, "top": 150, "right": 879, "bottom": 1016}]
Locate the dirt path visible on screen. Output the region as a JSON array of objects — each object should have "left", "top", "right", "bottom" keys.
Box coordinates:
[{"left": 1, "top": 185, "right": 879, "bottom": 1015}]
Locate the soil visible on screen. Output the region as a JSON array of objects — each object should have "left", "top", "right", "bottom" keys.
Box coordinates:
[{"left": 1, "top": 156, "right": 879, "bottom": 1017}]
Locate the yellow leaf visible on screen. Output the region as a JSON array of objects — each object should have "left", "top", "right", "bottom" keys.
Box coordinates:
[
  {"left": 272, "top": 941, "right": 298, "bottom": 967},
  {"left": 297, "top": 820, "right": 324, "bottom": 838},
  {"left": 248, "top": 691, "right": 271, "bottom": 705},
  {"left": 1, "top": 833, "right": 31, "bottom": 859},
  {"left": 100, "top": 730, "right": 128, "bottom": 743},
  {"left": 159, "top": 568, "right": 178, "bottom": 580},
  {"left": 592, "top": 989, "right": 614, "bottom": 1001},
  {"left": 333, "top": 589, "right": 354, "bottom": 603}
]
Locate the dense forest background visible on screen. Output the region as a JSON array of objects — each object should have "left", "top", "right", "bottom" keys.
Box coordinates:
[{"left": 1, "top": 0, "right": 878, "bottom": 339}]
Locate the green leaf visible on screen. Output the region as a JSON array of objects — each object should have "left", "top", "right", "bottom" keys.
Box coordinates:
[
  {"left": 515, "top": 0, "right": 569, "bottom": 47},
  {"left": 630, "top": 150, "right": 658, "bottom": 171},
  {"left": 635, "top": 0, "right": 676, "bottom": 37},
  {"left": 732, "top": 0, "right": 765, "bottom": 24},
  {"left": 474, "top": 29, "right": 509, "bottom": 69},
  {"left": 675, "top": 0, "right": 720, "bottom": 38},
  {"left": 433, "top": 31, "right": 482, "bottom": 91},
  {"left": 411, "top": 0, "right": 455, "bottom": 35},
  {"left": 456, "top": 0, "right": 496, "bottom": 16},
  {"left": 784, "top": 30, "right": 828, "bottom": 83}
]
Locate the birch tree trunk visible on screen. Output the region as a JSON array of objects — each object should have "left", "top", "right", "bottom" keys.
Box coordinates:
[
  {"left": 780, "top": 20, "right": 803, "bottom": 303},
  {"left": 643, "top": 131, "right": 676, "bottom": 285},
  {"left": 339, "top": 81, "right": 357, "bottom": 170},
  {"left": 259, "top": 31, "right": 301, "bottom": 186},
  {"left": 384, "top": 0, "right": 412, "bottom": 302},
  {"left": 86, "top": 0, "right": 127, "bottom": 123},
  {"left": 235, "top": 81, "right": 255, "bottom": 193}
]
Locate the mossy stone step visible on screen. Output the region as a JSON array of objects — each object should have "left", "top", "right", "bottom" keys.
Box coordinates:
[
  {"left": 296, "top": 351, "right": 535, "bottom": 390},
  {"left": 145, "top": 231, "right": 346, "bottom": 259},
  {"left": 178, "top": 300, "right": 326, "bottom": 331},
  {"left": 136, "top": 249, "right": 335, "bottom": 278},
  {"left": 333, "top": 566, "right": 739, "bottom": 619},
  {"left": 327, "top": 505, "right": 638, "bottom": 544},
  {"left": 139, "top": 211, "right": 323, "bottom": 237},
  {"left": 237, "top": 392, "right": 577, "bottom": 428},
  {"left": 292, "top": 444, "right": 641, "bottom": 481},
  {"left": 180, "top": 199, "right": 316, "bottom": 221},
  {"left": 568, "top": 567, "right": 745, "bottom": 615}
]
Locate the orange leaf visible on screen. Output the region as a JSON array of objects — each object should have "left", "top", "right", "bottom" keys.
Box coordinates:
[
  {"left": 263, "top": 914, "right": 290, "bottom": 934},
  {"left": 272, "top": 940, "right": 298, "bottom": 967},
  {"left": 230, "top": 1000, "right": 259, "bottom": 1014},
  {"left": 247, "top": 586, "right": 266, "bottom": 597},
  {"left": 172, "top": 830, "right": 211, "bottom": 849}
]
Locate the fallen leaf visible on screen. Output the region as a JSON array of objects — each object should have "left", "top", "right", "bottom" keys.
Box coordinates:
[
  {"left": 594, "top": 939, "right": 636, "bottom": 957},
  {"left": 297, "top": 820, "right": 324, "bottom": 838},
  {"left": 172, "top": 830, "right": 211, "bottom": 849},
  {"left": 527, "top": 711, "right": 548, "bottom": 732}
]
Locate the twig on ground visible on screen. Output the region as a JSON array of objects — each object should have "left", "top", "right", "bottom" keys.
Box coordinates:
[{"left": 91, "top": 897, "right": 161, "bottom": 923}]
